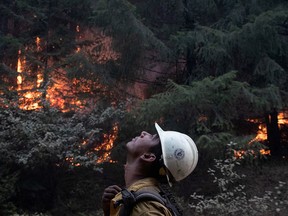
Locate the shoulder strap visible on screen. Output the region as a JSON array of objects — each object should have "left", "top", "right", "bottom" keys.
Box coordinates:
[
  {"left": 158, "top": 184, "right": 183, "bottom": 216},
  {"left": 118, "top": 187, "right": 182, "bottom": 216},
  {"left": 134, "top": 188, "right": 166, "bottom": 206}
]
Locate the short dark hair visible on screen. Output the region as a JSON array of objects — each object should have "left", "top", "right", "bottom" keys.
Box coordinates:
[{"left": 148, "top": 139, "right": 167, "bottom": 183}]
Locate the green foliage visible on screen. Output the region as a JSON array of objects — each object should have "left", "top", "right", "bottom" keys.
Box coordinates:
[
  {"left": 130, "top": 0, "right": 185, "bottom": 37},
  {"left": 226, "top": 140, "right": 270, "bottom": 166},
  {"left": 0, "top": 105, "right": 124, "bottom": 169},
  {"left": 130, "top": 72, "right": 286, "bottom": 156},
  {"left": 0, "top": 168, "right": 19, "bottom": 215},
  {"left": 0, "top": 104, "right": 125, "bottom": 213},
  {"left": 188, "top": 145, "right": 288, "bottom": 216},
  {"left": 90, "top": 0, "right": 171, "bottom": 81},
  {"left": 169, "top": 1, "right": 288, "bottom": 86}
]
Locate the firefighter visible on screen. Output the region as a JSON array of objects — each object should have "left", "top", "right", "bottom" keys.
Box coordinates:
[{"left": 102, "top": 123, "right": 198, "bottom": 216}]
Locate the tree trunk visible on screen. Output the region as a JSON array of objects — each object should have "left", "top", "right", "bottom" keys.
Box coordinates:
[
  {"left": 182, "top": 0, "right": 196, "bottom": 84},
  {"left": 266, "top": 110, "right": 281, "bottom": 157}
]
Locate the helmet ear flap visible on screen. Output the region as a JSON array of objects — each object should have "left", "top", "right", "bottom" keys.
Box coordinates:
[
  {"left": 158, "top": 155, "right": 165, "bottom": 176},
  {"left": 159, "top": 167, "right": 166, "bottom": 176},
  {"left": 158, "top": 156, "right": 176, "bottom": 186}
]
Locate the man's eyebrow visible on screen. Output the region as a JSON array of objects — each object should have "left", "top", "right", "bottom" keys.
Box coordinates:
[{"left": 153, "top": 134, "right": 159, "bottom": 140}]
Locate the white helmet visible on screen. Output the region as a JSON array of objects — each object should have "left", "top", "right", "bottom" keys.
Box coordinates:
[{"left": 155, "top": 123, "right": 198, "bottom": 184}]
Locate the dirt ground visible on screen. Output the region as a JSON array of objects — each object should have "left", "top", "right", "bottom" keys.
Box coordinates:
[{"left": 176, "top": 158, "right": 288, "bottom": 215}]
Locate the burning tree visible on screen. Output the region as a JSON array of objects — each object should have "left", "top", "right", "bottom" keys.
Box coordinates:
[
  {"left": 0, "top": 1, "right": 129, "bottom": 214},
  {"left": 0, "top": 0, "right": 125, "bottom": 111}
]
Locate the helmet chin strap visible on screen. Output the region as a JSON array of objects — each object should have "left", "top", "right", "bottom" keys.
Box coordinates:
[
  {"left": 165, "top": 167, "right": 176, "bottom": 187},
  {"left": 157, "top": 155, "right": 175, "bottom": 187}
]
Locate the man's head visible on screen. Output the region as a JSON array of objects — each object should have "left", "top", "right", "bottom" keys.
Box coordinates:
[
  {"left": 125, "top": 131, "right": 164, "bottom": 182},
  {"left": 125, "top": 124, "right": 198, "bottom": 185}
]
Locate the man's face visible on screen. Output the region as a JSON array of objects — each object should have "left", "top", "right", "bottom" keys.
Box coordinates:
[{"left": 126, "top": 131, "right": 160, "bottom": 157}]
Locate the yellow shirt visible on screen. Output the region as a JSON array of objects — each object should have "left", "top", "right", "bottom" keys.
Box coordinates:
[{"left": 110, "top": 178, "right": 173, "bottom": 216}]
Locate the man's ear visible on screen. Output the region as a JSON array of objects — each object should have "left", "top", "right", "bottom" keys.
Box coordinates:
[{"left": 140, "top": 153, "right": 156, "bottom": 162}]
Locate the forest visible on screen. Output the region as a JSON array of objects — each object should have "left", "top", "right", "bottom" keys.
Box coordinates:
[{"left": 0, "top": 0, "right": 288, "bottom": 215}]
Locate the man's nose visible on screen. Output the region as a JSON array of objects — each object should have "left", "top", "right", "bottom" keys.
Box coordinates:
[{"left": 140, "top": 131, "right": 149, "bottom": 137}]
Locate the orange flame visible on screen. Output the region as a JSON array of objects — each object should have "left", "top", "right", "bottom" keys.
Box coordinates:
[
  {"left": 64, "top": 124, "right": 119, "bottom": 167},
  {"left": 65, "top": 157, "right": 81, "bottom": 167},
  {"left": 94, "top": 123, "right": 119, "bottom": 163},
  {"left": 17, "top": 50, "right": 24, "bottom": 89},
  {"left": 15, "top": 28, "right": 120, "bottom": 112},
  {"left": 249, "top": 123, "right": 267, "bottom": 143},
  {"left": 234, "top": 112, "right": 288, "bottom": 158},
  {"left": 278, "top": 112, "right": 288, "bottom": 125}
]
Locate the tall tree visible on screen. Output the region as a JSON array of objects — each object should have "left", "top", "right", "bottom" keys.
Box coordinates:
[
  {"left": 129, "top": 0, "right": 288, "bottom": 156},
  {"left": 0, "top": 0, "right": 99, "bottom": 110}
]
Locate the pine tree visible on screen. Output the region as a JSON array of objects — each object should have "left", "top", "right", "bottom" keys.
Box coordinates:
[{"left": 129, "top": 0, "right": 288, "bottom": 156}]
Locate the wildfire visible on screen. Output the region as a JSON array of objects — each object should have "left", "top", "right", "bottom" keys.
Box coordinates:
[
  {"left": 278, "top": 112, "right": 288, "bottom": 125},
  {"left": 249, "top": 123, "right": 267, "bottom": 143},
  {"left": 235, "top": 112, "right": 288, "bottom": 159},
  {"left": 64, "top": 123, "right": 119, "bottom": 167},
  {"left": 77, "top": 29, "right": 120, "bottom": 64},
  {"left": 14, "top": 26, "right": 120, "bottom": 112},
  {"left": 65, "top": 157, "right": 81, "bottom": 167},
  {"left": 11, "top": 29, "right": 122, "bottom": 166},
  {"left": 94, "top": 123, "right": 119, "bottom": 163},
  {"left": 17, "top": 50, "right": 24, "bottom": 88}
]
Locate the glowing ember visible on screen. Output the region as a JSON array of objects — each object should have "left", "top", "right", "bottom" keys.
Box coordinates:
[
  {"left": 65, "top": 157, "right": 81, "bottom": 167},
  {"left": 235, "top": 112, "right": 288, "bottom": 159},
  {"left": 249, "top": 123, "right": 267, "bottom": 143},
  {"left": 17, "top": 50, "right": 25, "bottom": 89},
  {"left": 260, "top": 149, "right": 271, "bottom": 155},
  {"left": 64, "top": 124, "right": 119, "bottom": 167},
  {"left": 234, "top": 150, "right": 246, "bottom": 159},
  {"left": 94, "top": 123, "right": 119, "bottom": 163},
  {"left": 76, "top": 25, "right": 80, "bottom": 33},
  {"left": 36, "top": 36, "right": 41, "bottom": 51},
  {"left": 37, "top": 72, "right": 43, "bottom": 88},
  {"left": 17, "top": 75, "right": 22, "bottom": 85},
  {"left": 278, "top": 112, "right": 288, "bottom": 125}
]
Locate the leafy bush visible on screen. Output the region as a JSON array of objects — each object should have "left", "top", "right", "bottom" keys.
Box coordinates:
[
  {"left": 188, "top": 142, "right": 288, "bottom": 216},
  {"left": 0, "top": 168, "right": 19, "bottom": 215},
  {"left": 226, "top": 139, "right": 270, "bottom": 166},
  {"left": 0, "top": 105, "right": 126, "bottom": 214}
]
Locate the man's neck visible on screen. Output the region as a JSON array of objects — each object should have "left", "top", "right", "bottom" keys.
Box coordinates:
[{"left": 124, "top": 162, "right": 147, "bottom": 188}]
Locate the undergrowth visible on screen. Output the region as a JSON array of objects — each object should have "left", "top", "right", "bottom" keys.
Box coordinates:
[{"left": 186, "top": 142, "right": 288, "bottom": 216}]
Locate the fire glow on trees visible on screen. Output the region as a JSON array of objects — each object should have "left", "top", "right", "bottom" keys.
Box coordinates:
[
  {"left": 64, "top": 123, "right": 119, "bottom": 167},
  {"left": 17, "top": 49, "right": 43, "bottom": 110},
  {"left": 94, "top": 123, "right": 119, "bottom": 164},
  {"left": 14, "top": 26, "right": 120, "bottom": 112},
  {"left": 234, "top": 112, "right": 288, "bottom": 159},
  {"left": 12, "top": 27, "right": 122, "bottom": 165}
]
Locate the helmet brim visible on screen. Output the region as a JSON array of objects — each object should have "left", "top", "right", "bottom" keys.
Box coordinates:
[{"left": 155, "top": 123, "right": 173, "bottom": 186}]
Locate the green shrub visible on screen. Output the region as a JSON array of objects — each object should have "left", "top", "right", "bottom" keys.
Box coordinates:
[
  {"left": 0, "top": 105, "right": 126, "bottom": 214},
  {"left": 188, "top": 142, "right": 288, "bottom": 216}
]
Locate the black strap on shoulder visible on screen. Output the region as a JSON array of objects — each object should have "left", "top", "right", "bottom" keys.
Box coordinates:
[
  {"left": 117, "top": 188, "right": 136, "bottom": 216},
  {"left": 134, "top": 189, "right": 166, "bottom": 206},
  {"left": 158, "top": 184, "right": 183, "bottom": 216},
  {"left": 117, "top": 187, "right": 182, "bottom": 216}
]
